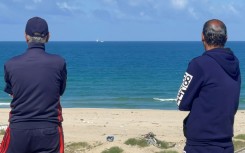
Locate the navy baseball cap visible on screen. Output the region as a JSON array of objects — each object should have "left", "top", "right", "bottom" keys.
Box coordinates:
[{"left": 25, "top": 17, "right": 49, "bottom": 38}]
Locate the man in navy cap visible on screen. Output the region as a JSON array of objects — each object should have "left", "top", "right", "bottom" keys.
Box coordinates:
[
  {"left": 177, "top": 19, "right": 241, "bottom": 153},
  {"left": 0, "top": 17, "right": 67, "bottom": 153}
]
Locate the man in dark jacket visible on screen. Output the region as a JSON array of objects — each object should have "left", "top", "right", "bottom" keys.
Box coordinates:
[
  {"left": 0, "top": 17, "right": 67, "bottom": 153},
  {"left": 177, "top": 19, "right": 241, "bottom": 153}
]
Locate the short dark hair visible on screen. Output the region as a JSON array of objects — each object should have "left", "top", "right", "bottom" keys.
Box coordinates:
[{"left": 202, "top": 19, "right": 227, "bottom": 47}]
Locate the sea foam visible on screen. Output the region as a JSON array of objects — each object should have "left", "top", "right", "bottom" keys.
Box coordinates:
[{"left": 153, "top": 98, "right": 176, "bottom": 102}]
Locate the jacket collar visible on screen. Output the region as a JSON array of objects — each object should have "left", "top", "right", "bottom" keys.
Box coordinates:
[{"left": 27, "top": 42, "right": 45, "bottom": 50}]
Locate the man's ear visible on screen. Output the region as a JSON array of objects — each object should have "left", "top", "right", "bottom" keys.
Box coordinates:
[
  {"left": 25, "top": 33, "right": 29, "bottom": 43},
  {"left": 46, "top": 33, "right": 50, "bottom": 43},
  {"left": 201, "top": 33, "right": 205, "bottom": 42}
]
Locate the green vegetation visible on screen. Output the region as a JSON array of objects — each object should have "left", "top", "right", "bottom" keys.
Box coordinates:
[
  {"left": 155, "top": 140, "right": 175, "bottom": 149},
  {"left": 235, "top": 134, "right": 245, "bottom": 140},
  {"left": 124, "top": 137, "right": 176, "bottom": 150},
  {"left": 155, "top": 150, "right": 178, "bottom": 153},
  {"left": 65, "top": 142, "right": 91, "bottom": 153},
  {"left": 233, "top": 134, "right": 245, "bottom": 151},
  {"left": 124, "top": 138, "right": 149, "bottom": 147},
  {"left": 101, "top": 146, "right": 124, "bottom": 153},
  {"left": 233, "top": 140, "right": 245, "bottom": 151},
  {"left": 0, "top": 129, "right": 5, "bottom": 135}
]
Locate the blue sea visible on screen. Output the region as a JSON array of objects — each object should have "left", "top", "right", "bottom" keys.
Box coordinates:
[{"left": 0, "top": 41, "right": 244, "bottom": 109}]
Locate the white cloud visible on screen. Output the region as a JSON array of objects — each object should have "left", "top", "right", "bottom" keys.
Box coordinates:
[
  {"left": 207, "top": 1, "right": 241, "bottom": 18},
  {"left": 24, "top": 0, "right": 42, "bottom": 10},
  {"left": 56, "top": 2, "right": 79, "bottom": 12},
  {"left": 0, "top": 0, "right": 244, "bottom": 25},
  {"left": 188, "top": 7, "right": 198, "bottom": 19},
  {"left": 225, "top": 5, "right": 239, "bottom": 15},
  {"left": 171, "top": 0, "right": 188, "bottom": 10},
  {"left": 25, "top": 5, "right": 36, "bottom": 10}
]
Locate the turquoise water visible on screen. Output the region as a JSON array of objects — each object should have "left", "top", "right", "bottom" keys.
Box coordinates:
[{"left": 0, "top": 41, "right": 244, "bottom": 109}]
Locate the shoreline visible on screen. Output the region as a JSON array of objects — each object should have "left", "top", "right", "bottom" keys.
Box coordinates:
[
  {"left": 0, "top": 108, "right": 245, "bottom": 152},
  {"left": 1, "top": 103, "right": 245, "bottom": 110}
]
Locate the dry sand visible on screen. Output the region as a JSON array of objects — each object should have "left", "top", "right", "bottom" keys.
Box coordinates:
[{"left": 0, "top": 108, "right": 244, "bottom": 153}]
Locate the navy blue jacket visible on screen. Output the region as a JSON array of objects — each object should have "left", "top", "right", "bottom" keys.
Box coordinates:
[
  {"left": 177, "top": 48, "right": 241, "bottom": 147},
  {"left": 4, "top": 43, "right": 67, "bottom": 128}
]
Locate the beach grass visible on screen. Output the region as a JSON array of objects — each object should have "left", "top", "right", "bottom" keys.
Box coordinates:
[
  {"left": 124, "top": 137, "right": 176, "bottom": 150},
  {"left": 101, "top": 146, "right": 124, "bottom": 153},
  {"left": 0, "top": 130, "right": 4, "bottom": 135},
  {"left": 155, "top": 140, "right": 176, "bottom": 149},
  {"left": 65, "top": 142, "right": 91, "bottom": 153},
  {"left": 0, "top": 129, "right": 5, "bottom": 135},
  {"left": 233, "top": 140, "right": 245, "bottom": 151},
  {"left": 124, "top": 138, "right": 149, "bottom": 147},
  {"left": 233, "top": 134, "right": 245, "bottom": 151},
  {"left": 235, "top": 134, "right": 245, "bottom": 140}
]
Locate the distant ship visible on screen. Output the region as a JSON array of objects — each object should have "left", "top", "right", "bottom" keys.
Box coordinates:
[{"left": 96, "top": 39, "right": 104, "bottom": 43}]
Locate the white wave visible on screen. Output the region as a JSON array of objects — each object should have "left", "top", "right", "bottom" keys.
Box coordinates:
[
  {"left": 153, "top": 98, "right": 176, "bottom": 102},
  {"left": 0, "top": 103, "right": 10, "bottom": 106},
  {"left": 0, "top": 125, "right": 8, "bottom": 130}
]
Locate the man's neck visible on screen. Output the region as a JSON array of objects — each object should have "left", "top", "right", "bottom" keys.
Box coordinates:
[{"left": 205, "top": 45, "right": 224, "bottom": 51}]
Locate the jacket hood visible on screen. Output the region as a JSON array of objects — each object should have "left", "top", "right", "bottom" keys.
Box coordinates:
[{"left": 204, "top": 48, "right": 240, "bottom": 80}]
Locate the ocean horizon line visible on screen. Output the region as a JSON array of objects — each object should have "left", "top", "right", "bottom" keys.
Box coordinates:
[{"left": 0, "top": 40, "right": 244, "bottom": 43}]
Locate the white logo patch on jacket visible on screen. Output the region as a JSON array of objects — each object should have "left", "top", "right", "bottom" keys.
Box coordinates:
[{"left": 177, "top": 72, "right": 193, "bottom": 106}]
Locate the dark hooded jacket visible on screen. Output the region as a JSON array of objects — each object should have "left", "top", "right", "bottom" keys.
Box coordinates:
[
  {"left": 4, "top": 43, "right": 67, "bottom": 128},
  {"left": 177, "top": 48, "right": 241, "bottom": 147}
]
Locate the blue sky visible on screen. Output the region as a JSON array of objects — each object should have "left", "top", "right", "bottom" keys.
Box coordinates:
[{"left": 0, "top": 0, "right": 244, "bottom": 41}]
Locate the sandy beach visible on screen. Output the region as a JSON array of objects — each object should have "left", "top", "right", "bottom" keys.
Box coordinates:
[{"left": 0, "top": 108, "right": 245, "bottom": 153}]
